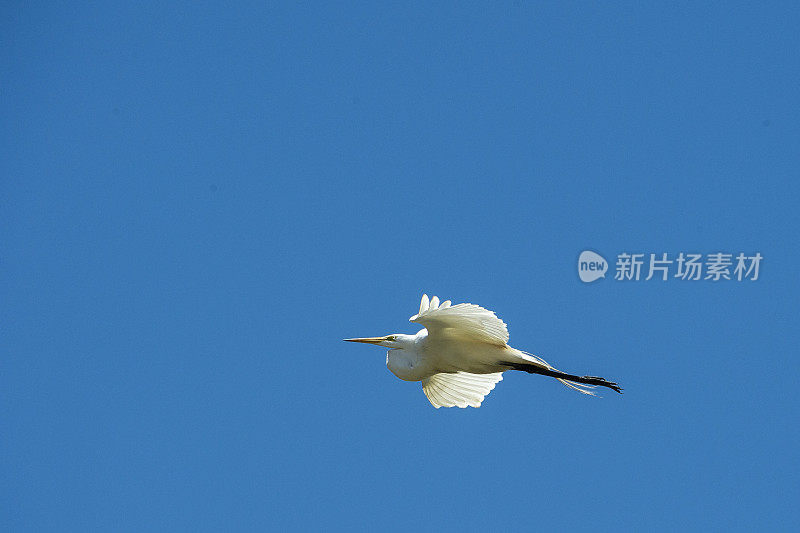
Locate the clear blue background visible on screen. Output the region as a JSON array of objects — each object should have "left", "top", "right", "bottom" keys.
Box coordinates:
[{"left": 3, "top": 2, "right": 799, "bottom": 531}]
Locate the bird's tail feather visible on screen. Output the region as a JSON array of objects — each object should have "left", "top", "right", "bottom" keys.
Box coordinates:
[
  {"left": 521, "top": 351, "right": 597, "bottom": 395},
  {"left": 512, "top": 350, "right": 622, "bottom": 395}
]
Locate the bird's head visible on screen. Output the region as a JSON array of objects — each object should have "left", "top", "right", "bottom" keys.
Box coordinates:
[{"left": 343, "top": 334, "right": 412, "bottom": 349}]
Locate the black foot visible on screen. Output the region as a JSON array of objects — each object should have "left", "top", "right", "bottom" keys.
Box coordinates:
[{"left": 583, "top": 376, "right": 623, "bottom": 394}]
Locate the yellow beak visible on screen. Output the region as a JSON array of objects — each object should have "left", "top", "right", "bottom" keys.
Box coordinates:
[{"left": 343, "top": 336, "right": 388, "bottom": 345}]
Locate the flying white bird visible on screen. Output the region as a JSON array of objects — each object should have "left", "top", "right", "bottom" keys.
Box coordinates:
[{"left": 345, "top": 294, "right": 622, "bottom": 408}]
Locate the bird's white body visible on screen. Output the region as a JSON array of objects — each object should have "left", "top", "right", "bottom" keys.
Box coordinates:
[
  {"left": 386, "top": 329, "right": 520, "bottom": 381},
  {"left": 345, "top": 294, "right": 621, "bottom": 408}
]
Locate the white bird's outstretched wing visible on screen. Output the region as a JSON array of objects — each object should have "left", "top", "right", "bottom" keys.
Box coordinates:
[
  {"left": 422, "top": 372, "right": 504, "bottom": 408},
  {"left": 410, "top": 293, "right": 509, "bottom": 346}
]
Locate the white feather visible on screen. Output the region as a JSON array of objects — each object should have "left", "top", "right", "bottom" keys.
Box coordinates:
[
  {"left": 419, "top": 294, "right": 430, "bottom": 315},
  {"left": 422, "top": 372, "right": 504, "bottom": 408},
  {"left": 411, "top": 297, "right": 509, "bottom": 346}
]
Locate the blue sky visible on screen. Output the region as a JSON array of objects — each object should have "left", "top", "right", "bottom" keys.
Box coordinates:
[{"left": 3, "top": 2, "right": 799, "bottom": 531}]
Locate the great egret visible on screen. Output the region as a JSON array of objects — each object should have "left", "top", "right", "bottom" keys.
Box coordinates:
[{"left": 345, "top": 294, "right": 622, "bottom": 408}]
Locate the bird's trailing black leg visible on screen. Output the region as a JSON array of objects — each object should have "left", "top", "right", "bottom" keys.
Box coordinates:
[{"left": 502, "top": 362, "right": 623, "bottom": 394}]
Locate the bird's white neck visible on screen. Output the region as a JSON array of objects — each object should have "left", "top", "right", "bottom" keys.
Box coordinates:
[{"left": 392, "top": 333, "right": 419, "bottom": 349}]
